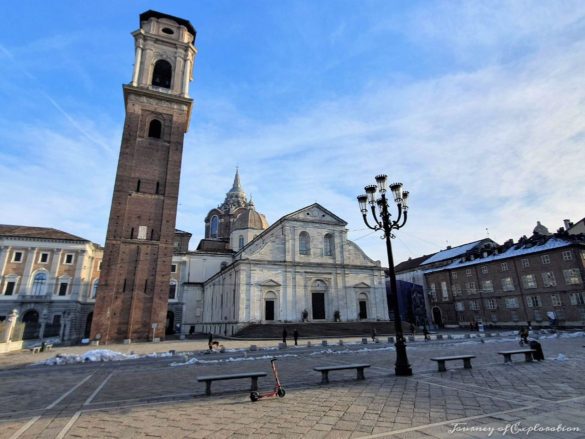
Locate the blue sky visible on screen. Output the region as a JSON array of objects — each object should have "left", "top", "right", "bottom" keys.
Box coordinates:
[{"left": 1, "top": 1, "right": 585, "bottom": 265}]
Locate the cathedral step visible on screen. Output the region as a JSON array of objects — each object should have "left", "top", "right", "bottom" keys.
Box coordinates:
[{"left": 234, "top": 322, "right": 396, "bottom": 339}]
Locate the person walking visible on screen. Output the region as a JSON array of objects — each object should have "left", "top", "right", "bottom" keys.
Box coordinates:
[
  {"left": 208, "top": 332, "right": 213, "bottom": 350},
  {"left": 423, "top": 326, "right": 430, "bottom": 341},
  {"left": 410, "top": 322, "right": 416, "bottom": 336},
  {"left": 371, "top": 327, "right": 377, "bottom": 342},
  {"left": 282, "top": 328, "right": 288, "bottom": 345},
  {"left": 293, "top": 329, "right": 299, "bottom": 346}
]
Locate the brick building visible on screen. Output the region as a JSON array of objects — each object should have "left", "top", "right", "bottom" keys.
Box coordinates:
[{"left": 424, "top": 226, "right": 585, "bottom": 328}]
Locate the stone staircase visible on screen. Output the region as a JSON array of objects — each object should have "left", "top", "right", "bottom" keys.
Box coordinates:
[{"left": 234, "top": 321, "right": 396, "bottom": 339}]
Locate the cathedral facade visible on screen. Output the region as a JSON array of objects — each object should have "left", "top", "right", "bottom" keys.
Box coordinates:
[{"left": 175, "top": 173, "right": 389, "bottom": 336}]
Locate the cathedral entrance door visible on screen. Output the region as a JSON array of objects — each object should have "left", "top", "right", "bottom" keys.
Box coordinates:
[
  {"left": 312, "top": 293, "right": 325, "bottom": 320},
  {"left": 265, "top": 300, "right": 275, "bottom": 321},
  {"left": 359, "top": 301, "right": 368, "bottom": 319}
]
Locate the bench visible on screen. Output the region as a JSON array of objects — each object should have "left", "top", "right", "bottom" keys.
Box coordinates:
[
  {"left": 29, "top": 346, "right": 41, "bottom": 354},
  {"left": 313, "top": 364, "right": 371, "bottom": 384},
  {"left": 430, "top": 355, "right": 475, "bottom": 372},
  {"left": 498, "top": 349, "right": 536, "bottom": 363},
  {"left": 197, "top": 372, "right": 267, "bottom": 396},
  {"left": 45, "top": 344, "right": 53, "bottom": 351}
]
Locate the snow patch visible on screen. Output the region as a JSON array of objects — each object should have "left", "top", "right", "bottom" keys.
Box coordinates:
[
  {"left": 36, "top": 349, "right": 175, "bottom": 366},
  {"left": 169, "top": 353, "right": 298, "bottom": 367}
]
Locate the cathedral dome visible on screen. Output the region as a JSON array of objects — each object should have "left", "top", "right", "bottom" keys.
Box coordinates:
[{"left": 232, "top": 208, "right": 269, "bottom": 231}]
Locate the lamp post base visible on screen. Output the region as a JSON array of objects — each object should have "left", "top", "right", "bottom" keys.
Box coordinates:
[{"left": 394, "top": 339, "right": 413, "bottom": 376}]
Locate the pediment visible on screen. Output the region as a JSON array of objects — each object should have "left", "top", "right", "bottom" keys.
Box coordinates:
[
  {"left": 284, "top": 203, "right": 347, "bottom": 225},
  {"left": 353, "top": 282, "right": 370, "bottom": 288},
  {"left": 258, "top": 279, "right": 281, "bottom": 287}
]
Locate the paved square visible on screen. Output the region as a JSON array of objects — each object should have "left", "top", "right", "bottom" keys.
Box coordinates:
[{"left": 1, "top": 333, "right": 584, "bottom": 438}]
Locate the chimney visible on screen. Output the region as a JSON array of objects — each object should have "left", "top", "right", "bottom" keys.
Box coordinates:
[{"left": 564, "top": 219, "right": 572, "bottom": 231}]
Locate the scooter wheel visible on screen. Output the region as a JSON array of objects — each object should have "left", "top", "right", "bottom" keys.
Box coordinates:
[
  {"left": 277, "top": 387, "right": 286, "bottom": 398},
  {"left": 250, "top": 391, "right": 260, "bottom": 402}
]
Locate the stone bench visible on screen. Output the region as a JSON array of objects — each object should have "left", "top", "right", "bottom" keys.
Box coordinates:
[
  {"left": 430, "top": 355, "right": 475, "bottom": 372},
  {"left": 498, "top": 349, "right": 536, "bottom": 363},
  {"left": 197, "top": 372, "right": 267, "bottom": 396},
  {"left": 45, "top": 344, "right": 53, "bottom": 351},
  {"left": 29, "top": 346, "right": 41, "bottom": 354},
  {"left": 313, "top": 364, "right": 370, "bottom": 384}
]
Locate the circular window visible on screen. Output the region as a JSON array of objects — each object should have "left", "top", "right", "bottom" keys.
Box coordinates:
[{"left": 162, "top": 27, "right": 174, "bottom": 35}]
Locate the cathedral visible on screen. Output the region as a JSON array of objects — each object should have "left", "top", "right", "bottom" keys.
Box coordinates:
[{"left": 173, "top": 171, "right": 389, "bottom": 336}]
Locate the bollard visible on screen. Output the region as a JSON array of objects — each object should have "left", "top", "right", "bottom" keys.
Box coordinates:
[
  {"left": 168, "top": 350, "right": 176, "bottom": 356},
  {"left": 447, "top": 335, "right": 453, "bottom": 340},
  {"left": 387, "top": 336, "right": 395, "bottom": 343},
  {"left": 362, "top": 338, "right": 368, "bottom": 344},
  {"left": 408, "top": 336, "right": 415, "bottom": 342},
  {"left": 375, "top": 338, "right": 381, "bottom": 344},
  {"left": 249, "top": 344, "right": 258, "bottom": 351},
  {"left": 278, "top": 342, "right": 287, "bottom": 349},
  {"left": 307, "top": 341, "right": 312, "bottom": 347},
  {"left": 437, "top": 334, "right": 443, "bottom": 340},
  {"left": 338, "top": 340, "right": 344, "bottom": 346},
  {"left": 322, "top": 340, "right": 328, "bottom": 347}
]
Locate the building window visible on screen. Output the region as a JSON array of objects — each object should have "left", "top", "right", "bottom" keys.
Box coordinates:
[
  {"left": 501, "top": 277, "right": 514, "bottom": 292},
  {"left": 455, "top": 301, "right": 464, "bottom": 311},
  {"left": 563, "top": 269, "right": 582, "bottom": 285},
  {"left": 4, "top": 281, "right": 16, "bottom": 296},
  {"left": 32, "top": 272, "right": 47, "bottom": 295},
  {"left": 551, "top": 294, "right": 562, "bottom": 307},
  {"left": 562, "top": 251, "right": 573, "bottom": 261},
  {"left": 521, "top": 258, "right": 530, "bottom": 268},
  {"left": 481, "top": 266, "right": 488, "bottom": 274},
  {"left": 169, "top": 280, "right": 177, "bottom": 300},
  {"left": 465, "top": 281, "right": 476, "bottom": 294},
  {"left": 481, "top": 280, "right": 494, "bottom": 293},
  {"left": 441, "top": 281, "right": 449, "bottom": 301},
  {"left": 148, "top": 119, "right": 162, "bottom": 139},
  {"left": 469, "top": 300, "right": 479, "bottom": 311},
  {"left": 91, "top": 280, "right": 99, "bottom": 299},
  {"left": 452, "top": 284, "right": 462, "bottom": 296},
  {"left": 569, "top": 292, "right": 585, "bottom": 305},
  {"left": 541, "top": 254, "right": 550, "bottom": 264},
  {"left": 98, "top": 262, "right": 102, "bottom": 271},
  {"left": 466, "top": 269, "right": 472, "bottom": 277},
  {"left": 522, "top": 274, "right": 537, "bottom": 289},
  {"left": 171, "top": 264, "right": 177, "bottom": 273},
  {"left": 452, "top": 271, "right": 458, "bottom": 280},
  {"left": 152, "top": 59, "right": 172, "bottom": 88},
  {"left": 486, "top": 298, "right": 497, "bottom": 310},
  {"left": 505, "top": 297, "right": 519, "bottom": 309},
  {"left": 542, "top": 272, "right": 557, "bottom": 287},
  {"left": 58, "top": 282, "right": 68, "bottom": 296},
  {"left": 137, "top": 226, "right": 147, "bottom": 240},
  {"left": 210, "top": 215, "right": 219, "bottom": 238},
  {"left": 526, "top": 295, "right": 542, "bottom": 308},
  {"left": 64, "top": 253, "right": 74, "bottom": 264},
  {"left": 238, "top": 235, "right": 245, "bottom": 250},
  {"left": 39, "top": 252, "right": 49, "bottom": 263},
  {"left": 299, "top": 232, "right": 311, "bottom": 255},
  {"left": 324, "top": 234, "right": 334, "bottom": 256},
  {"left": 501, "top": 262, "right": 509, "bottom": 271},
  {"left": 12, "top": 251, "right": 23, "bottom": 263}
]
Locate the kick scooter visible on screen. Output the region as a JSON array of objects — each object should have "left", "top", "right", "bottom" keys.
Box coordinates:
[{"left": 250, "top": 358, "right": 286, "bottom": 402}]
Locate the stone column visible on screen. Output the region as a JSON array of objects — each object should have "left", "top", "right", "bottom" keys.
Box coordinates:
[
  {"left": 0, "top": 246, "right": 10, "bottom": 277},
  {"left": 140, "top": 46, "right": 154, "bottom": 87},
  {"left": 39, "top": 308, "right": 49, "bottom": 340},
  {"left": 1, "top": 309, "right": 18, "bottom": 343},
  {"left": 131, "top": 38, "right": 144, "bottom": 86},
  {"left": 182, "top": 52, "right": 191, "bottom": 97},
  {"left": 47, "top": 249, "right": 62, "bottom": 297},
  {"left": 19, "top": 248, "right": 37, "bottom": 294},
  {"left": 72, "top": 250, "right": 86, "bottom": 299}
]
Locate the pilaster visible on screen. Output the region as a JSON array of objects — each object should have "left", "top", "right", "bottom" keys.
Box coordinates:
[{"left": 19, "top": 248, "right": 37, "bottom": 294}]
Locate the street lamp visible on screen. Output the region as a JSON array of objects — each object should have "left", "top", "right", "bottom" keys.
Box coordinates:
[{"left": 357, "top": 174, "right": 412, "bottom": 376}]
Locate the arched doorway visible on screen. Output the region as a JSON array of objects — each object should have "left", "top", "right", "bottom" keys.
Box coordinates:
[
  {"left": 22, "top": 309, "right": 40, "bottom": 340},
  {"left": 432, "top": 307, "right": 443, "bottom": 328},
  {"left": 311, "top": 280, "right": 327, "bottom": 320},
  {"left": 84, "top": 312, "right": 93, "bottom": 338},
  {"left": 264, "top": 291, "right": 277, "bottom": 321},
  {"left": 166, "top": 311, "right": 175, "bottom": 335}
]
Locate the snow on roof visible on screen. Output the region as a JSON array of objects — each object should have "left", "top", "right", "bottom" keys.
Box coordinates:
[
  {"left": 421, "top": 240, "right": 486, "bottom": 265},
  {"left": 424, "top": 237, "right": 572, "bottom": 274}
]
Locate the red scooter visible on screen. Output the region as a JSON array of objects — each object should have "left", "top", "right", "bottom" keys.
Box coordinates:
[{"left": 250, "top": 358, "right": 286, "bottom": 402}]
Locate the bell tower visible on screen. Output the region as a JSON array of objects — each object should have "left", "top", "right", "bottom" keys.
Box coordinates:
[{"left": 91, "top": 11, "right": 197, "bottom": 343}]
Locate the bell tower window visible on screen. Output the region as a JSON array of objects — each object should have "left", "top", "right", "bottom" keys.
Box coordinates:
[
  {"left": 148, "top": 120, "right": 162, "bottom": 138},
  {"left": 152, "top": 60, "right": 172, "bottom": 88}
]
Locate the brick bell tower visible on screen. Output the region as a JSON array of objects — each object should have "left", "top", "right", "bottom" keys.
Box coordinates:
[{"left": 91, "top": 11, "right": 197, "bottom": 343}]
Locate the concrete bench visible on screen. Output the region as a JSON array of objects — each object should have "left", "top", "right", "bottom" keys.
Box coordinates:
[
  {"left": 313, "top": 364, "right": 370, "bottom": 384},
  {"left": 431, "top": 355, "right": 475, "bottom": 372},
  {"left": 29, "top": 346, "right": 41, "bottom": 354},
  {"left": 498, "top": 349, "right": 536, "bottom": 363},
  {"left": 197, "top": 372, "right": 267, "bottom": 396},
  {"left": 45, "top": 344, "right": 53, "bottom": 351}
]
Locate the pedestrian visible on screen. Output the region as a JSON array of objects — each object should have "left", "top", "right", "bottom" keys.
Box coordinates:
[
  {"left": 208, "top": 332, "right": 213, "bottom": 350},
  {"left": 529, "top": 340, "right": 544, "bottom": 361},
  {"left": 282, "top": 328, "right": 288, "bottom": 345},
  {"left": 519, "top": 327, "right": 529, "bottom": 345},
  {"left": 410, "top": 323, "right": 416, "bottom": 336},
  {"left": 423, "top": 326, "right": 430, "bottom": 341},
  {"left": 371, "top": 327, "right": 377, "bottom": 342},
  {"left": 293, "top": 329, "right": 299, "bottom": 346}
]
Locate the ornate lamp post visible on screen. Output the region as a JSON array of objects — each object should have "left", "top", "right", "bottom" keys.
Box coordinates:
[{"left": 357, "top": 174, "right": 412, "bottom": 376}]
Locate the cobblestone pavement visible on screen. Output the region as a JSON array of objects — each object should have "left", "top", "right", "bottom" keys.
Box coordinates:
[{"left": 0, "top": 333, "right": 584, "bottom": 438}]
